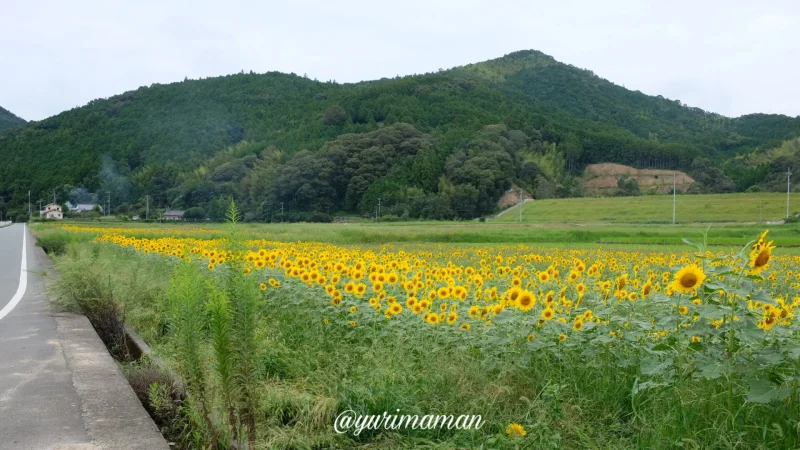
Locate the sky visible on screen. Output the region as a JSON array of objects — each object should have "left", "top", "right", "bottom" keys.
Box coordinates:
[{"left": 2, "top": 0, "right": 799, "bottom": 121}]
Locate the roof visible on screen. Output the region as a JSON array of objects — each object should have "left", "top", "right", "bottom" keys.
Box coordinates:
[
  {"left": 66, "top": 202, "right": 102, "bottom": 212},
  {"left": 163, "top": 210, "right": 185, "bottom": 216}
]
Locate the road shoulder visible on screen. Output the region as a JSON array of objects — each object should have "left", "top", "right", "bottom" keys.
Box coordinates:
[{"left": 34, "top": 236, "right": 169, "bottom": 450}]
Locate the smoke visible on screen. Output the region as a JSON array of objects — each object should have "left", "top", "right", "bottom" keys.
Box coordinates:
[
  {"left": 68, "top": 187, "right": 95, "bottom": 204},
  {"left": 99, "top": 154, "right": 132, "bottom": 203}
]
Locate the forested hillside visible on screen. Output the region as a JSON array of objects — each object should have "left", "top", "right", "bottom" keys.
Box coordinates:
[
  {"left": 0, "top": 106, "right": 25, "bottom": 132},
  {"left": 1, "top": 50, "right": 798, "bottom": 221}
]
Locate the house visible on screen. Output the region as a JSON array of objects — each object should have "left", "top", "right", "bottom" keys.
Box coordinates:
[
  {"left": 163, "top": 210, "right": 185, "bottom": 221},
  {"left": 40, "top": 203, "right": 63, "bottom": 220},
  {"left": 65, "top": 201, "right": 103, "bottom": 214}
]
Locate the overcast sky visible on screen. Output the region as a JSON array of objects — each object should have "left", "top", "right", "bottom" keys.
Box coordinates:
[{"left": 2, "top": 0, "right": 799, "bottom": 121}]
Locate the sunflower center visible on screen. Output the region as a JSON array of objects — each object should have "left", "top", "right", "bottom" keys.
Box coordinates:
[
  {"left": 754, "top": 249, "right": 770, "bottom": 267},
  {"left": 679, "top": 273, "right": 698, "bottom": 289}
]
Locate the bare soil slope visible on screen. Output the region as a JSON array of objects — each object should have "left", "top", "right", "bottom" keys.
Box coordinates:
[{"left": 584, "top": 163, "right": 694, "bottom": 194}]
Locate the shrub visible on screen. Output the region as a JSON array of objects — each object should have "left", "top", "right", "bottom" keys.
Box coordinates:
[
  {"left": 36, "top": 232, "right": 72, "bottom": 256},
  {"left": 309, "top": 211, "right": 332, "bottom": 223},
  {"left": 51, "top": 256, "right": 130, "bottom": 360}
]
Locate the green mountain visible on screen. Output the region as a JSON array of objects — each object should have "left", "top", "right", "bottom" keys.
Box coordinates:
[
  {"left": 0, "top": 106, "right": 25, "bottom": 132},
  {"left": 1, "top": 50, "right": 798, "bottom": 221}
]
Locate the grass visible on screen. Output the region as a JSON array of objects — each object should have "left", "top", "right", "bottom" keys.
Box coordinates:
[
  {"left": 496, "top": 192, "right": 797, "bottom": 224},
  {"left": 40, "top": 220, "right": 800, "bottom": 255}
]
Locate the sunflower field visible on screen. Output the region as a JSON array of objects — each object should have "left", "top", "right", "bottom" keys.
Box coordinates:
[{"left": 44, "top": 216, "right": 800, "bottom": 449}]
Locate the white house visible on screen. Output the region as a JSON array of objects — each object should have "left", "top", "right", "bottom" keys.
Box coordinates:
[
  {"left": 40, "top": 203, "right": 63, "bottom": 220},
  {"left": 163, "top": 210, "right": 185, "bottom": 221}
]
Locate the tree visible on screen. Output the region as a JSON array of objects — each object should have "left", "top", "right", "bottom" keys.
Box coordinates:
[
  {"left": 184, "top": 206, "right": 206, "bottom": 221},
  {"left": 450, "top": 184, "right": 479, "bottom": 218},
  {"left": 322, "top": 106, "right": 347, "bottom": 126},
  {"left": 615, "top": 177, "right": 641, "bottom": 197},
  {"left": 688, "top": 157, "right": 735, "bottom": 193}
]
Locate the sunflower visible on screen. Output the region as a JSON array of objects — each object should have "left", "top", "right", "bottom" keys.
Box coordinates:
[
  {"left": 537, "top": 272, "right": 550, "bottom": 283},
  {"left": 573, "top": 318, "right": 584, "bottom": 331},
  {"left": 558, "top": 333, "right": 567, "bottom": 342},
  {"left": 517, "top": 291, "right": 535, "bottom": 311},
  {"left": 541, "top": 307, "right": 555, "bottom": 321},
  {"left": 447, "top": 312, "right": 458, "bottom": 325},
  {"left": 460, "top": 323, "right": 471, "bottom": 330},
  {"left": 259, "top": 282, "right": 267, "bottom": 291},
  {"left": 426, "top": 313, "right": 441, "bottom": 325},
  {"left": 506, "top": 423, "right": 527, "bottom": 438},
  {"left": 671, "top": 264, "right": 706, "bottom": 293},
  {"left": 691, "top": 335, "right": 701, "bottom": 343},
  {"left": 750, "top": 231, "right": 775, "bottom": 273},
  {"left": 678, "top": 305, "right": 688, "bottom": 315}
]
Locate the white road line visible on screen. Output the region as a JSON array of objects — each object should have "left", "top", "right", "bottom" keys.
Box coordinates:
[{"left": 0, "top": 225, "right": 27, "bottom": 321}]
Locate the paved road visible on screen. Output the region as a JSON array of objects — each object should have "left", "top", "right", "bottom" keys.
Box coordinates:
[{"left": 0, "top": 224, "right": 92, "bottom": 449}]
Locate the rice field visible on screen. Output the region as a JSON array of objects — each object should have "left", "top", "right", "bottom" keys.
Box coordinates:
[
  {"left": 496, "top": 192, "right": 796, "bottom": 224},
  {"left": 40, "top": 217, "right": 800, "bottom": 449}
]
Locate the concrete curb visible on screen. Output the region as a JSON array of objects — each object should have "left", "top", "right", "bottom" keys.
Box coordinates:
[{"left": 33, "top": 240, "right": 169, "bottom": 450}]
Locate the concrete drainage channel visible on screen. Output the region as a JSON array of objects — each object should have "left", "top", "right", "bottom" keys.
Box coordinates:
[{"left": 35, "top": 242, "right": 171, "bottom": 450}]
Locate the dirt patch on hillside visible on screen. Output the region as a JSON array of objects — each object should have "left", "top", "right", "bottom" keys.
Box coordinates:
[
  {"left": 497, "top": 187, "right": 532, "bottom": 209},
  {"left": 584, "top": 163, "right": 694, "bottom": 194}
]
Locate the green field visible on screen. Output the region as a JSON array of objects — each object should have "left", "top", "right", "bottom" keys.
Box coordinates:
[
  {"left": 44, "top": 219, "right": 800, "bottom": 253},
  {"left": 496, "top": 192, "right": 796, "bottom": 224}
]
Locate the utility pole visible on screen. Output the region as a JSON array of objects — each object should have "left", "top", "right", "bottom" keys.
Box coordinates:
[
  {"left": 146, "top": 195, "right": 149, "bottom": 220},
  {"left": 107, "top": 192, "right": 111, "bottom": 216},
  {"left": 518, "top": 189, "right": 522, "bottom": 223},
  {"left": 376, "top": 197, "right": 381, "bottom": 222},
  {"left": 28, "top": 191, "right": 31, "bottom": 218},
  {"left": 280, "top": 202, "right": 284, "bottom": 222},
  {"left": 788, "top": 168, "right": 793, "bottom": 220},
  {"left": 672, "top": 174, "right": 676, "bottom": 225}
]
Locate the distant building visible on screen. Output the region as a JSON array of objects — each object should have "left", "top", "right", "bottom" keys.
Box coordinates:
[
  {"left": 40, "top": 203, "right": 63, "bottom": 220},
  {"left": 163, "top": 210, "right": 185, "bottom": 221},
  {"left": 65, "top": 201, "right": 103, "bottom": 214}
]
